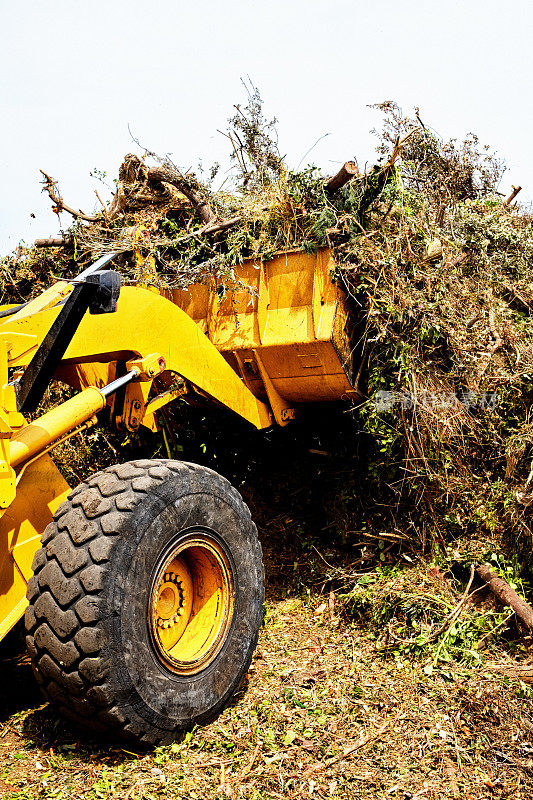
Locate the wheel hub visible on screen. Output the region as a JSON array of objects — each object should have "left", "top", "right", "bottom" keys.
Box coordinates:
[
  {"left": 149, "top": 532, "right": 235, "bottom": 675},
  {"left": 155, "top": 572, "right": 185, "bottom": 629}
]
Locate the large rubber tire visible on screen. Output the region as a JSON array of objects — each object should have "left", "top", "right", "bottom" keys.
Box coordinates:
[{"left": 24, "top": 459, "right": 264, "bottom": 745}]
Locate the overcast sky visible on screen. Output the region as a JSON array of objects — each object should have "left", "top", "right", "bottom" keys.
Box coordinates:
[{"left": 1, "top": 0, "right": 532, "bottom": 255}]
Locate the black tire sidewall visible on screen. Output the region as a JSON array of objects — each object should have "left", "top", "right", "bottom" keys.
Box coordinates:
[{"left": 102, "top": 467, "right": 263, "bottom": 733}]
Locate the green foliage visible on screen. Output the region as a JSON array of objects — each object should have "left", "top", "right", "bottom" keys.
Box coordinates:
[
  {"left": 226, "top": 78, "right": 284, "bottom": 191},
  {"left": 341, "top": 563, "right": 517, "bottom": 670}
]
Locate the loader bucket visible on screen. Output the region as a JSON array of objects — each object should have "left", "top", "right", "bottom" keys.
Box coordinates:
[{"left": 171, "top": 248, "right": 360, "bottom": 407}]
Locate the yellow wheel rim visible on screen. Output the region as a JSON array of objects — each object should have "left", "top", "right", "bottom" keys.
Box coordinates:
[{"left": 149, "top": 533, "right": 235, "bottom": 674}]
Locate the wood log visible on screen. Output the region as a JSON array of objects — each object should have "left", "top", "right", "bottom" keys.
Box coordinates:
[
  {"left": 476, "top": 564, "right": 533, "bottom": 628},
  {"left": 34, "top": 237, "right": 67, "bottom": 248},
  {"left": 488, "top": 661, "right": 533, "bottom": 682},
  {"left": 106, "top": 155, "right": 214, "bottom": 224},
  {"left": 147, "top": 165, "right": 213, "bottom": 224},
  {"left": 325, "top": 161, "right": 359, "bottom": 193},
  {"left": 448, "top": 251, "right": 469, "bottom": 269},
  {"left": 504, "top": 185, "right": 522, "bottom": 207}
]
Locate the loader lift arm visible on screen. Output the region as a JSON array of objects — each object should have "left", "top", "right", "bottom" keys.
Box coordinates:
[
  {"left": 3, "top": 274, "right": 272, "bottom": 430},
  {"left": 17, "top": 269, "right": 121, "bottom": 413}
]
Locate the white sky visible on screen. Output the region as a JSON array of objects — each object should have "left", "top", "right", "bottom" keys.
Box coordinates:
[{"left": 1, "top": 0, "right": 532, "bottom": 255}]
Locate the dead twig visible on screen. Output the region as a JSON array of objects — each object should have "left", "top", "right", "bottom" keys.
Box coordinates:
[
  {"left": 389, "top": 128, "right": 419, "bottom": 166},
  {"left": 426, "top": 565, "right": 475, "bottom": 642},
  {"left": 238, "top": 743, "right": 261, "bottom": 779},
  {"left": 94, "top": 190, "right": 109, "bottom": 223},
  {"left": 477, "top": 288, "right": 502, "bottom": 385},
  {"left": 302, "top": 722, "right": 389, "bottom": 776},
  {"left": 40, "top": 170, "right": 98, "bottom": 222}
]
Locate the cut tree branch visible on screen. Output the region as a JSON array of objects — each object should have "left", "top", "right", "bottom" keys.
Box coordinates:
[
  {"left": 476, "top": 564, "right": 533, "bottom": 629},
  {"left": 147, "top": 165, "right": 214, "bottom": 224},
  {"left": 34, "top": 237, "right": 67, "bottom": 248},
  {"left": 40, "top": 170, "right": 98, "bottom": 222},
  {"left": 325, "top": 161, "right": 359, "bottom": 193},
  {"left": 201, "top": 215, "right": 241, "bottom": 234},
  {"left": 504, "top": 185, "right": 522, "bottom": 207},
  {"left": 105, "top": 155, "right": 215, "bottom": 225},
  {"left": 160, "top": 216, "right": 242, "bottom": 248}
]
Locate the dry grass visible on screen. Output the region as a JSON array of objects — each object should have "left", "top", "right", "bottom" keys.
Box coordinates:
[{"left": 1, "top": 536, "right": 533, "bottom": 800}]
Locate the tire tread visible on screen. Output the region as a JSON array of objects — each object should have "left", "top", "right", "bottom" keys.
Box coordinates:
[{"left": 26, "top": 459, "right": 263, "bottom": 745}]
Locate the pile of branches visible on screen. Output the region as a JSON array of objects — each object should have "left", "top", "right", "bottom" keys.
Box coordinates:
[{"left": 3, "top": 91, "right": 533, "bottom": 566}]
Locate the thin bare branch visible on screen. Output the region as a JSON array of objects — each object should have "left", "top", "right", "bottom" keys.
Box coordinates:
[{"left": 40, "top": 170, "right": 99, "bottom": 222}]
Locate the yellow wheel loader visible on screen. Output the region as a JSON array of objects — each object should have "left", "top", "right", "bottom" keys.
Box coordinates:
[{"left": 0, "top": 247, "right": 359, "bottom": 744}]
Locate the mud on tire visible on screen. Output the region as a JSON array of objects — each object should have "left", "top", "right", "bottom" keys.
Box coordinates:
[{"left": 25, "top": 459, "right": 264, "bottom": 745}]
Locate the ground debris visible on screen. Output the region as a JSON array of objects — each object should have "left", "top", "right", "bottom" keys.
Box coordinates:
[{"left": 2, "top": 582, "right": 533, "bottom": 799}]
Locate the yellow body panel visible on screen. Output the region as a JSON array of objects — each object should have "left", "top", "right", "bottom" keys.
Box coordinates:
[{"left": 0, "top": 454, "right": 70, "bottom": 639}]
